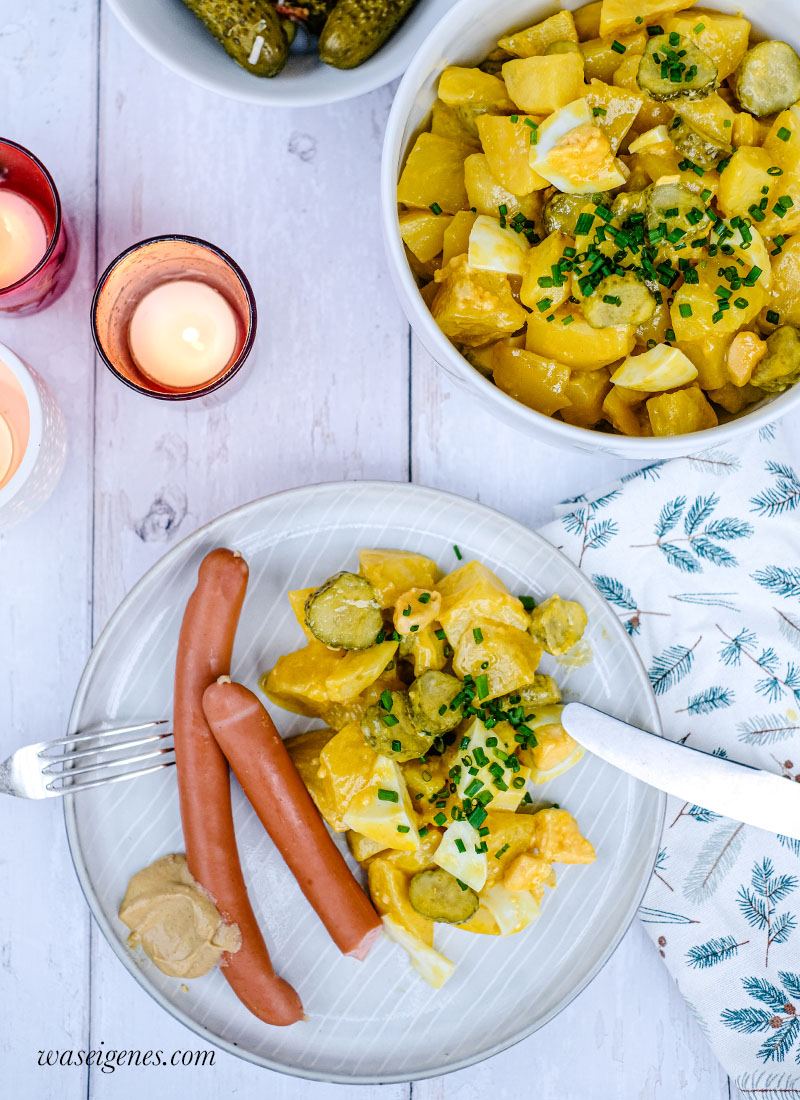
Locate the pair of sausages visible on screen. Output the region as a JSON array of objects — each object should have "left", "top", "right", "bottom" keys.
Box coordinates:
[{"left": 173, "top": 548, "right": 381, "bottom": 1026}]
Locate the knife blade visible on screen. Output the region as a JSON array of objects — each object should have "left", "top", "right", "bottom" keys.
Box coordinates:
[{"left": 561, "top": 702, "right": 800, "bottom": 840}]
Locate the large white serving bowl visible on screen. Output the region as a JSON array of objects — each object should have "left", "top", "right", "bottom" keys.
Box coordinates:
[
  {"left": 381, "top": 0, "right": 800, "bottom": 458},
  {"left": 107, "top": 0, "right": 455, "bottom": 107},
  {"left": 64, "top": 481, "right": 663, "bottom": 1082}
]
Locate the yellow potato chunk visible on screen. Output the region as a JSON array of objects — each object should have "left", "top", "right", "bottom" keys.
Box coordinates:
[
  {"left": 763, "top": 109, "right": 800, "bottom": 173},
  {"left": 706, "top": 381, "right": 764, "bottom": 414},
  {"left": 287, "top": 586, "right": 317, "bottom": 642},
  {"left": 765, "top": 235, "right": 800, "bottom": 327},
  {"left": 476, "top": 114, "right": 549, "bottom": 195},
  {"left": 646, "top": 385, "right": 718, "bottom": 436},
  {"left": 358, "top": 548, "right": 438, "bottom": 608},
  {"left": 528, "top": 594, "right": 587, "bottom": 655},
  {"left": 397, "top": 132, "right": 472, "bottom": 214},
  {"left": 498, "top": 10, "right": 578, "bottom": 57},
  {"left": 452, "top": 618, "right": 543, "bottom": 699},
  {"left": 520, "top": 230, "right": 572, "bottom": 311},
  {"left": 322, "top": 668, "right": 405, "bottom": 732},
  {"left": 325, "top": 639, "right": 399, "bottom": 703},
  {"left": 671, "top": 275, "right": 764, "bottom": 342},
  {"left": 610, "top": 343, "right": 698, "bottom": 392},
  {"left": 531, "top": 808, "right": 596, "bottom": 864},
  {"left": 398, "top": 209, "right": 452, "bottom": 264},
  {"left": 464, "top": 153, "right": 541, "bottom": 220},
  {"left": 432, "top": 256, "right": 527, "bottom": 346},
  {"left": 400, "top": 624, "right": 447, "bottom": 675},
  {"left": 379, "top": 825, "right": 443, "bottom": 873},
  {"left": 504, "top": 852, "right": 555, "bottom": 892},
  {"left": 574, "top": 1, "right": 602, "bottom": 40},
  {"left": 437, "top": 560, "right": 530, "bottom": 647},
  {"left": 580, "top": 32, "right": 645, "bottom": 83},
  {"left": 560, "top": 367, "right": 611, "bottom": 428},
  {"left": 727, "top": 331, "right": 767, "bottom": 386},
  {"left": 602, "top": 386, "right": 650, "bottom": 435},
  {"left": 584, "top": 80, "right": 642, "bottom": 152},
  {"left": 285, "top": 729, "right": 338, "bottom": 824},
  {"left": 484, "top": 811, "right": 537, "bottom": 887},
  {"left": 262, "top": 643, "right": 345, "bottom": 717},
  {"left": 493, "top": 346, "right": 572, "bottom": 417},
  {"left": 442, "top": 210, "right": 478, "bottom": 266},
  {"left": 317, "top": 722, "right": 380, "bottom": 831},
  {"left": 662, "top": 9, "right": 750, "bottom": 81},
  {"left": 368, "top": 859, "right": 434, "bottom": 945},
  {"left": 599, "top": 0, "right": 698, "bottom": 38},
  {"left": 716, "top": 146, "right": 775, "bottom": 221},
  {"left": 438, "top": 66, "right": 514, "bottom": 110},
  {"left": 502, "top": 54, "right": 585, "bottom": 115},
  {"left": 393, "top": 587, "right": 441, "bottom": 636},
  {"left": 526, "top": 306, "right": 636, "bottom": 369},
  {"left": 347, "top": 830, "right": 387, "bottom": 863},
  {"left": 677, "top": 333, "right": 733, "bottom": 390}
]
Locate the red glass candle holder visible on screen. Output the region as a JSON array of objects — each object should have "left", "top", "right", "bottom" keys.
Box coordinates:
[
  {"left": 0, "top": 138, "right": 75, "bottom": 315},
  {"left": 91, "top": 235, "right": 257, "bottom": 400}
]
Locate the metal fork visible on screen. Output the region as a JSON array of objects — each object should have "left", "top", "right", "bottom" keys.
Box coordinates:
[{"left": 0, "top": 720, "right": 174, "bottom": 798}]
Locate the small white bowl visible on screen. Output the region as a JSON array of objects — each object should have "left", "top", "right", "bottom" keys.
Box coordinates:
[
  {"left": 381, "top": 0, "right": 800, "bottom": 458},
  {"left": 0, "top": 342, "right": 66, "bottom": 530},
  {"left": 107, "top": 0, "right": 456, "bottom": 108}
]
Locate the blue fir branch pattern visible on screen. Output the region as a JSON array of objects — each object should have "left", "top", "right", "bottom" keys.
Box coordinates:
[
  {"left": 717, "top": 625, "right": 800, "bottom": 703},
  {"left": 632, "top": 493, "right": 752, "bottom": 572},
  {"left": 779, "top": 836, "right": 800, "bottom": 858},
  {"left": 590, "top": 573, "right": 670, "bottom": 637},
  {"left": 683, "top": 822, "right": 745, "bottom": 905},
  {"left": 737, "top": 715, "right": 800, "bottom": 746},
  {"left": 621, "top": 461, "right": 665, "bottom": 482},
  {"left": 686, "top": 935, "right": 749, "bottom": 969},
  {"left": 670, "top": 591, "right": 740, "bottom": 611},
  {"left": 560, "top": 490, "right": 621, "bottom": 566},
  {"left": 677, "top": 686, "right": 735, "bottom": 715},
  {"left": 639, "top": 906, "right": 699, "bottom": 924},
  {"left": 723, "top": 973, "right": 800, "bottom": 1065},
  {"left": 737, "top": 1071, "right": 800, "bottom": 1097},
  {"left": 750, "top": 461, "right": 800, "bottom": 518},
  {"left": 648, "top": 637, "right": 702, "bottom": 696},
  {"left": 775, "top": 608, "right": 800, "bottom": 652},
  {"left": 653, "top": 846, "right": 673, "bottom": 892},
  {"left": 753, "top": 567, "right": 800, "bottom": 600},
  {"left": 686, "top": 449, "right": 741, "bottom": 476},
  {"left": 737, "top": 859, "right": 798, "bottom": 967}
]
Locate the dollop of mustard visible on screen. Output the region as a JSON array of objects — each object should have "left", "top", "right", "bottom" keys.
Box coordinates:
[{"left": 119, "top": 853, "right": 240, "bottom": 979}]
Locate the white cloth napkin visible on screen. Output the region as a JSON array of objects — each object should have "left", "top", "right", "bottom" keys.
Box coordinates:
[{"left": 539, "top": 423, "right": 800, "bottom": 1094}]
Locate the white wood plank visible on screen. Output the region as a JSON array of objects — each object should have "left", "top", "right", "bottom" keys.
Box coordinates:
[{"left": 0, "top": 2, "right": 98, "bottom": 1097}]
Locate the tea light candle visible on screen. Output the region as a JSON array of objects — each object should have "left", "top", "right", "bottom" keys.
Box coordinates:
[
  {"left": 128, "top": 280, "right": 238, "bottom": 390},
  {"left": 0, "top": 190, "right": 48, "bottom": 290},
  {"left": 0, "top": 413, "right": 13, "bottom": 485},
  {"left": 0, "top": 354, "right": 31, "bottom": 492}
]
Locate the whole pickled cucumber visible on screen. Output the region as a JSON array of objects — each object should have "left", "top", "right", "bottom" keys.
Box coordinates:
[
  {"left": 181, "top": 0, "right": 289, "bottom": 77},
  {"left": 319, "top": 0, "right": 420, "bottom": 70}
]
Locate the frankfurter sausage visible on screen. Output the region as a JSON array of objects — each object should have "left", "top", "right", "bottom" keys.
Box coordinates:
[
  {"left": 174, "top": 548, "right": 303, "bottom": 1025},
  {"left": 202, "top": 678, "right": 382, "bottom": 961}
]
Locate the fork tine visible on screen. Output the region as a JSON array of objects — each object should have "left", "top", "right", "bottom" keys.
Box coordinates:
[
  {"left": 40, "top": 730, "right": 173, "bottom": 766},
  {"left": 43, "top": 743, "right": 175, "bottom": 779},
  {"left": 45, "top": 720, "right": 169, "bottom": 750},
  {"left": 48, "top": 752, "right": 176, "bottom": 793}
]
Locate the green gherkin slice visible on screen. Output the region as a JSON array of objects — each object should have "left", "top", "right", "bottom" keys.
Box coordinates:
[{"left": 637, "top": 34, "right": 717, "bottom": 101}]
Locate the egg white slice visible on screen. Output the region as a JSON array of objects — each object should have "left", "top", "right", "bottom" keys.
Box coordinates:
[
  {"left": 628, "top": 125, "right": 673, "bottom": 153},
  {"left": 610, "top": 343, "right": 698, "bottom": 391},
  {"left": 342, "top": 756, "right": 419, "bottom": 852},
  {"left": 530, "top": 98, "right": 629, "bottom": 195},
  {"left": 381, "top": 916, "right": 455, "bottom": 988},
  {"left": 468, "top": 215, "right": 530, "bottom": 276},
  {"left": 481, "top": 883, "right": 541, "bottom": 936},
  {"left": 433, "top": 819, "right": 487, "bottom": 892}
]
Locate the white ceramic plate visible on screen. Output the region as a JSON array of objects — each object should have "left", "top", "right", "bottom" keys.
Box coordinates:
[
  {"left": 107, "top": 0, "right": 455, "bottom": 108},
  {"left": 65, "top": 481, "right": 663, "bottom": 1082}
]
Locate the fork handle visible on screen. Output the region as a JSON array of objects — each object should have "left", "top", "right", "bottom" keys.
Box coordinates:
[{"left": 0, "top": 756, "right": 16, "bottom": 796}]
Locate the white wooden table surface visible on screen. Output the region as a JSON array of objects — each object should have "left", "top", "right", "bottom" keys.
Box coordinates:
[{"left": 0, "top": 3, "right": 746, "bottom": 1097}]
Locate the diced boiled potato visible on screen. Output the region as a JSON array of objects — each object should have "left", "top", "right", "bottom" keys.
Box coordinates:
[
  {"left": 399, "top": 623, "right": 448, "bottom": 674},
  {"left": 484, "top": 810, "right": 537, "bottom": 887},
  {"left": 662, "top": 9, "right": 750, "bottom": 81},
  {"left": 343, "top": 755, "right": 420, "bottom": 852},
  {"left": 476, "top": 114, "right": 549, "bottom": 195},
  {"left": 759, "top": 171, "right": 800, "bottom": 240},
  {"left": 528, "top": 595, "right": 587, "bottom": 655},
  {"left": 677, "top": 93, "right": 738, "bottom": 145},
  {"left": 493, "top": 346, "right": 573, "bottom": 417},
  {"left": 504, "top": 852, "right": 555, "bottom": 892},
  {"left": 763, "top": 108, "right": 800, "bottom": 173},
  {"left": 726, "top": 331, "right": 767, "bottom": 386},
  {"left": 520, "top": 231, "right": 572, "bottom": 311},
  {"left": 635, "top": 298, "right": 671, "bottom": 349},
  {"left": 526, "top": 306, "right": 636, "bottom": 369},
  {"left": 464, "top": 153, "right": 542, "bottom": 220},
  {"left": 453, "top": 618, "right": 543, "bottom": 699},
  {"left": 498, "top": 10, "right": 578, "bottom": 58},
  {"left": 716, "top": 146, "right": 775, "bottom": 221},
  {"left": 398, "top": 209, "right": 452, "bottom": 263},
  {"left": 574, "top": 1, "right": 602, "bottom": 40},
  {"left": 531, "top": 808, "right": 596, "bottom": 864},
  {"left": 442, "top": 210, "right": 478, "bottom": 266},
  {"left": 602, "top": 385, "right": 650, "bottom": 435},
  {"left": 381, "top": 916, "right": 455, "bottom": 988},
  {"left": 433, "top": 820, "right": 487, "bottom": 891},
  {"left": 397, "top": 132, "right": 472, "bottom": 214},
  {"left": 430, "top": 99, "right": 482, "bottom": 149},
  {"left": 468, "top": 215, "right": 530, "bottom": 276},
  {"left": 287, "top": 586, "right": 318, "bottom": 642},
  {"left": 447, "top": 716, "right": 531, "bottom": 812},
  {"left": 393, "top": 587, "right": 441, "bottom": 636},
  {"left": 560, "top": 367, "right": 611, "bottom": 428},
  {"left": 318, "top": 722, "right": 380, "bottom": 830},
  {"left": 599, "top": 0, "right": 698, "bottom": 38},
  {"left": 378, "top": 826, "right": 443, "bottom": 873},
  {"left": 706, "top": 381, "right": 764, "bottom": 413},
  {"left": 580, "top": 32, "right": 645, "bottom": 83},
  {"left": 432, "top": 256, "right": 528, "bottom": 346},
  {"left": 438, "top": 66, "right": 514, "bottom": 110},
  {"left": 765, "top": 235, "right": 800, "bottom": 327},
  {"left": 502, "top": 54, "right": 585, "bottom": 115},
  {"left": 481, "top": 883, "right": 541, "bottom": 935},
  {"left": 646, "top": 384, "right": 718, "bottom": 435},
  {"left": 325, "top": 640, "right": 400, "bottom": 703},
  {"left": 358, "top": 545, "right": 436, "bottom": 608},
  {"left": 677, "top": 333, "right": 733, "bottom": 390},
  {"left": 262, "top": 643, "right": 345, "bottom": 717},
  {"left": 437, "top": 560, "right": 530, "bottom": 646},
  {"left": 285, "top": 729, "right": 338, "bottom": 824},
  {"left": 322, "top": 667, "right": 405, "bottom": 732},
  {"left": 610, "top": 343, "right": 698, "bottom": 391},
  {"left": 347, "top": 830, "right": 387, "bottom": 863},
  {"left": 670, "top": 266, "right": 765, "bottom": 343},
  {"left": 584, "top": 80, "right": 642, "bottom": 152},
  {"left": 731, "top": 112, "right": 762, "bottom": 149},
  {"left": 368, "top": 860, "right": 433, "bottom": 945},
  {"left": 613, "top": 63, "right": 673, "bottom": 130}
]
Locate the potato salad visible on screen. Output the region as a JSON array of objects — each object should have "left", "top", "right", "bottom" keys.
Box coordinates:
[
  {"left": 260, "top": 549, "right": 595, "bottom": 987},
  {"left": 396, "top": 1, "right": 800, "bottom": 437}
]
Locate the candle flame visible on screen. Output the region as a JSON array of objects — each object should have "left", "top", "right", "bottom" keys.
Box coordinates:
[{"left": 182, "top": 326, "right": 205, "bottom": 352}]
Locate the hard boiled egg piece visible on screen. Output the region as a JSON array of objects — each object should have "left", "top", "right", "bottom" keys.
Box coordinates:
[
  {"left": 468, "top": 215, "right": 530, "bottom": 276},
  {"left": 530, "top": 99, "right": 629, "bottom": 195},
  {"left": 628, "top": 125, "right": 673, "bottom": 154},
  {"left": 718, "top": 222, "right": 772, "bottom": 289},
  {"left": 481, "top": 883, "right": 541, "bottom": 936},
  {"left": 381, "top": 916, "right": 455, "bottom": 988},
  {"left": 610, "top": 343, "right": 698, "bottom": 391},
  {"left": 433, "top": 819, "right": 487, "bottom": 892},
  {"left": 343, "top": 756, "right": 419, "bottom": 852}
]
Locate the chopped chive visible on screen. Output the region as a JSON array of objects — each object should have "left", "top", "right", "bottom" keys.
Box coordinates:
[
  {"left": 734, "top": 297, "right": 749, "bottom": 309},
  {"left": 665, "top": 327, "right": 676, "bottom": 342},
  {"left": 473, "top": 627, "right": 483, "bottom": 644},
  {"left": 498, "top": 203, "right": 508, "bottom": 216},
  {"left": 561, "top": 314, "right": 574, "bottom": 325},
  {"left": 537, "top": 275, "right": 554, "bottom": 287},
  {"left": 512, "top": 776, "right": 526, "bottom": 789},
  {"left": 418, "top": 591, "right": 431, "bottom": 604},
  {"left": 766, "top": 309, "right": 780, "bottom": 324},
  {"left": 435, "top": 628, "right": 446, "bottom": 640},
  {"left": 611, "top": 40, "right": 626, "bottom": 53},
  {"left": 778, "top": 127, "right": 792, "bottom": 142},
  {"left": 455, "top": 838, "right": 466, "bottom": 853},
  {"left": 575, "top": 212, "right": 595, "bottom": 236},
  {"left": 593, "top": 106, "right": 608, "bottom": 116},
  {"left": 768, "top": 166, "right": 784, "bottom": 176},
  {"left": 693, "top": 21, "right": 705, "bottom": 32},
  {"left": 434, "top": 812, "right": 447, "bottom": 825},
  {"left": 429, "top": 202, "right": 442, "bottom": 215},
  {"left": 397, "top": 824, "right": 410, "bottom": 833},
  {"left": 421, "top": 770, "right": 432, "bottom": 782},
  {"left": 418, "top": 825, "right": 428, "bottom": 837},
  {"left": 475, "top": 673, "right": 489, "bottom": 700},
  {"left": 495, "top": 843, "right": 510, "bottom": 860},
  {"left": 647, "top": 24, "right": 663, "bottom": 36},
  {"left": 402, "top": 604, "right": 411, "bottom": 616},
  {"left": 378, "top": 789, "right": 398, "bottom": 803},
  {"left": 510, "top": 114, "right": 519, "bottom": 123},
  {"left": 537, "top": 297, "right": 553, "bottom": 312},
  {"left": 748, "top": 203, "right": 766, "bottom": 222},
  {"left": 380, "top": 689, "right": 393, "bottom": 710},
  {"left": 454, "top": 544, "right": 462, "bottom": 560},
  {"left": 519, "top": 595, "right": 535, "bottom": 610},
  {"left": 467, "top": 806, "right": 487, "bottom": 829},
  {"left": 380, "top": 713, "right": 399, "bottom": 727},
  {"left": 678, "top": 303, "right": 692, "bottom": 318}
]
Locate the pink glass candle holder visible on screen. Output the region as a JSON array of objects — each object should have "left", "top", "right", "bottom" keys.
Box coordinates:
[
  {"left": 91, "top": 235, "right": 256, "bottom": 400},
  {"left": 0, "top": 138, "right": 75, "bottom": 315}
]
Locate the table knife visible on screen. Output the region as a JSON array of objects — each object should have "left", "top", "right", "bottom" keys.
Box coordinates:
[{"left": 561, "top": 702, "right": 800, "bottom": 840}]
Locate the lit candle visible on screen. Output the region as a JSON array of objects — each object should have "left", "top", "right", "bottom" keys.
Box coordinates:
[
  {"left": 128, "top": 280, "right": 238, "bottom": 390},
  {"left": 0, "top": 190, "right": 48, "bottom": 290},
  {"left": 0, "top": 356, "right": 30, "bottom": 491}
]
